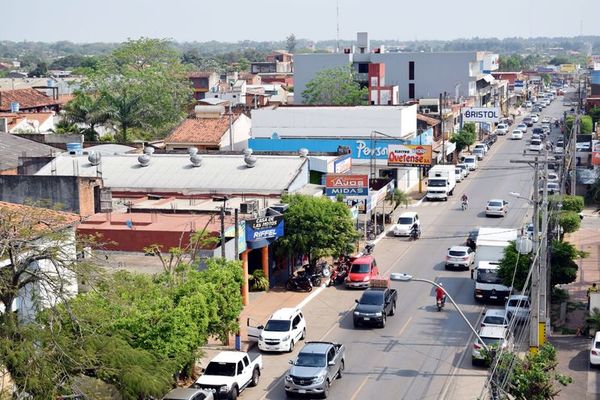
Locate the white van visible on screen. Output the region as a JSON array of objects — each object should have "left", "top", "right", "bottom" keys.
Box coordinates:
[{"left": 250, "top": 308, "right": 307, "bottom": 352}]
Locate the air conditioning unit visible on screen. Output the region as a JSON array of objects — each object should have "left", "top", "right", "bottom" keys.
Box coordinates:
[
  {"left": 240, "top": 200, "right": 258, "bottom": 214},
  {"left": 422, "top": 108, "right": 431, "bottom": 114}
]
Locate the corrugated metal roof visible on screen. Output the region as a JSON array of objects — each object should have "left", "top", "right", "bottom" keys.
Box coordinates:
[
  {"left": 476, "top": 227, "right": 518, "bottom": 247},
  {"left": 35, "top": 154, "right": 307, "bottom": 194},
  {"left": 0, "top": 133, "right": 60, "bottom": 170}
]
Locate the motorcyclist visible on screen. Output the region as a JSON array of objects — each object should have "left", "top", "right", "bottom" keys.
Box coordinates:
[
  {"left": 461, "top": 193, "right": 469, "bottom": 209},
  {"left": 410, "top": 222, "right": 420, "bottom": 239},
  {"left": 436, "top": 283, "right": 446, "bottom": 305}
]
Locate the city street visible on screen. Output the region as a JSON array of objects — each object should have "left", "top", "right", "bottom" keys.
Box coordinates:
[{"left": 244, "top": 97, "right": 571, "bottom": 400}]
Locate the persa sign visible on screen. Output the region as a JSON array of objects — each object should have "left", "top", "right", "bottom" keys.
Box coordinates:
[
  {"left": 245, "top": 215, "right": 284, "bottom": 240},
  {"left": 462, "top": 107, "right": 500, "bottom": 123}
]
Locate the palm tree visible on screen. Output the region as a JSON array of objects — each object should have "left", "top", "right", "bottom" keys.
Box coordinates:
[
  {"left": 101, "top": 89, "right": 147, "bottom": 143},
  {"left": 63, "top": 92, "right": 109, "bottom": 141},
  {"left": 387, "top": 189, "right": 411, "bottom": 209}
]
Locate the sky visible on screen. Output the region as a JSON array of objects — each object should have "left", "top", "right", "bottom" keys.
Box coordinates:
[{"left": 1, "top": 0, "right": 600, "bottom": 43}]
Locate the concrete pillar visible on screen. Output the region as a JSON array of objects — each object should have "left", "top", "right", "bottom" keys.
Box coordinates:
[
  {"left": 241, "top": 250, "right": 249, "bottom": 306},
  {"left": 261, "top": 246, "right": 269, "bottom": 286}
]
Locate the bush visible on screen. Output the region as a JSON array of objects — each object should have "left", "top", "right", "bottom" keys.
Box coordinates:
[
  {"left": 560, "top": 195, "right": 584, "bottom": 213},
  {"left": 249, "top": 269, "right": 269, "bottom": 291},
  {"left": 557, "top": 210, "right": 581, "bottom": 234}
]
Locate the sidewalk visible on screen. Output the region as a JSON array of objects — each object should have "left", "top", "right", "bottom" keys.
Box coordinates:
[{"left": 552, "top": 208, "right": 600, "bottom": 399}]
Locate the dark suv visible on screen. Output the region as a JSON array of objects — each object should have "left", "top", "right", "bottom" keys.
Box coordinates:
[{"left": 353, "top": 287, "right": 398, "bottom": 328}]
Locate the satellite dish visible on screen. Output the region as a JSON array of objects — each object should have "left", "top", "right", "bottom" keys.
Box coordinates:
[
  {"left": 138, "top": 154, "right": 151, "bottom": 167},
  {"left": 190, "top": 154, "right": 203, "bottom": 167},
  {"left": 244, "top": 154, "right": 257, "bottom": 168},
  {"left": 143, "top": 147, "right": 155, "bottom": 155},
  {"left": 88, "top": 151, "right": 101, "bottom": 166}
]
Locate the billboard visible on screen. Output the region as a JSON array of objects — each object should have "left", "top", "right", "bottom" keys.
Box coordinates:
[
  {"left": 593, "top": 140, "right": 600, "bottom": 166},
  {"left": 387, "top": 144, "right": 432, "bottom": 167},
  {"left": 245, "top": 215, "right": 284, "bottom": 240},
  {"left": 325, "top": 174, "right": 369, "bottom": 196},
  {"left": 462, "top": 107, "right": 500, "bottom": 123}
]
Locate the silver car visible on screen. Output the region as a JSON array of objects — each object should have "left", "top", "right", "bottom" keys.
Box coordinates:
[{"left": 485, "top": 199, "right": 508, "bottom": 217}]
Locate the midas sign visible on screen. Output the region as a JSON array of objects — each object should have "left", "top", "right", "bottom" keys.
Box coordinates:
[
  {"left": 462, "top": 107, "right": 500, "bottom": 123},
  {"left": 387, "top": 144, "right": 432, "bottom": 167}
]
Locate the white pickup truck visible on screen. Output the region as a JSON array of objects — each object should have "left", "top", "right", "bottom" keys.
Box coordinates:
[{"left": 194, "top": 351, "right": 262, "bottom": 400}]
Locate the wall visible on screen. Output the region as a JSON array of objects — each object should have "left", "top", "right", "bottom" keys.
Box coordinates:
[
  {"left": 15, "top": 133, "right": 83, "bottom": 149},
  {"left": 219, "top": 114, "right": 251, "bottom": 151},
  {"left": 293, "top": 53, "right": 352, "bottom": 104},
  {"left": 0, "top": 175, "right": 100, "bottom": 215}
]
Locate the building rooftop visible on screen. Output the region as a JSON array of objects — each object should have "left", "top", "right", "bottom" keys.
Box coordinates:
[
  {"left": 35, "top": 153, "right": 308, "bottom": 195},
  {"left": 0, "top": 88, "right": 61, "bottom": 111},
  {"left": 0, "top": 201, "right": 80, "bottom": 233},
  {"left": 84, "top": 144, "right": 138, "bottom": 155},
  {"left": 0, "top": 132, "right": 60, "bottom": 171},
  {"left": 165, "top": 115, "right": 236, "bottom": 146},
  {"left": 0, "top": 111, "right": 54, "bottom": 131}
]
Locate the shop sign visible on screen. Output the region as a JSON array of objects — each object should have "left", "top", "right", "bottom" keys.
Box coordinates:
[
  {"left": 592, "top": 140, "right": 600, "bottom": 166},
  {"left": 387, "top": 144, "right": 432, "bottom": 167},
  {"left": 325, "top": 174, "right": 369, "bottom": 196},
  {"left": 462, "top": 107, "right": 500, "bottom": 123},
  {"left": 245, "top": 215, "right": 284, "bottom": 240}
]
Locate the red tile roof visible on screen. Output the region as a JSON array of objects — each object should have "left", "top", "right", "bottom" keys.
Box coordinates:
[
  {"left": 0, "top": 112, "right": 54, "bottom": 130},
  {"left": 0, "top": 88, "right": 61, "bottom": 111},
  {"left": 0, "top": 201, "right": 80, "bottom": 235},
  {"left": 165, "top": 116, "right": 237, "bottom": 145}
]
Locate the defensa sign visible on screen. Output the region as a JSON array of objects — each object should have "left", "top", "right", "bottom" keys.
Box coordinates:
[
  {"left": 325, "top": 174, "right": 369, "bottom": 196},
  {"left": 387, "top": 144, "right": 432, "bottom": 167},
  {"left": 245, "top": 215, "right": 284, "bottom": 240},
  {"left": 462, "top": 107, "right": 500, "bottom": 123}
]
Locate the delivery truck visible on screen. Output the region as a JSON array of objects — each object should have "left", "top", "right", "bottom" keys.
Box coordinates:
[{"left": 426, "top": 165, "right": 456, "bottom": 201}]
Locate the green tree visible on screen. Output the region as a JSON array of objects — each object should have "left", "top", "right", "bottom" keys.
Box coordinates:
[
  {"left": 581, "top": 115, "right": 593, "bottom": 134},
  {"left": 492, "top": 343, "right": 571, "bottom": 400},
  {"left": 81, "top": 38, "right": 193, "bottom": 141},
  {"left": 555, "top": 210, "right": 581, "bottom": 234},
  {"left": 62, "top": 91, "right": 110, "bottom": 141},
  {"left": 549, "top": 55, "right": 571, "bottom": 65},
  {"left": 498, "top": 242, "right": 532, "bottom": 292},
  {"left": 302, "top": 66, "right": 368, "bottom": 105},
  {"left": 541, "top": 73, "right": 551, "bottom": 86},
  {"left": 276, "top": 194, "right": 360, "bottom": 265},
  {"left": 286, "top": 33, "right": 297, "bottom": 53},
  {"left": 387, "top": 188, "right": 411, "bottom": 209},
  {"left": 587, "top": 106, "right": 600, "bottom": 125},
  {"left": 450, "top": 128, "right": 476, "bottom": 154},
  {"left": 28, "top": 61, "right": 48, "bottom": 77},
  {"left": 236, "top": 57, "right": 250, "bottom": 72},
  {"left": 550, "top": 240, "right": 583, "bottom": 286}
]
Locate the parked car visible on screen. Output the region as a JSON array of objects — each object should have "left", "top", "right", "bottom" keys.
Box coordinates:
[
  {"left": 485, "top": 199, "right": 508, "bottom": 217},
  {"left": 463, "top": 156, "right": 478, "bottom": 170},
  {"left": 531, "top": 114, "right": 539, "bottom": 123},
  {"left": 511, "top": 130, "right": 524, "bottom": 140},
  {"left": 474, "top": 143, "right": 489, "bottom": 154},
  {"left": 532, "top": 127, "right": 544, "bottom": 136},
  {"left": 162, "top": 388, "right": 214, "bottom": 400},
  {"left": 495, "top": 123, "right": 509, "bottom": 135},
  {"left": 577, "top": 142, "right": 591, "bottom": 151},
  {"left": 523, "top": 117, "right": 533, "bottom": 127},
  {"left": 392, "top": 212, "right": 419, "bottom": 237},
  {"left": 472, "top": 326, "right": 512, "bottom": 366},
  {"left": 505, "top": 295, "right": 530, "bottom": 323},
  {"left": 445, "top": 245, "right": 475, "bottom": 270},
  {"left": 529, "top": 139, "right": 543, "bottom": 152},
  {"left": 353, "top": 286, "right": 398, "bottom": 328},
  {"left": 484, "top": 134, "right": 497, "bottom": 147},
  {"left": 473, "top": 148, "right": 485, "bottom": 160},
  {"left": 590, "top": 331, "right": 600, "bottom": 367},
  {"left": 345, "top": 255, "right": 379, "bottom": 289},
  {"left": 455, "top": 167, "right": 463, "bottom": 182},
  {"left": 285, "top": 341, "right": 345, "bottom": 398},
  {"left": 546, "top": 171, "right": 559, "bottom": 183},
  {"left": 480, "top": 309, "right": 510, "bottom": 329},
  {"left": 457, "top": 163, "right": 470, "bottom": 177},
  {"left": 539, "top": 182, "right": 560, "bottom": 195},
  {"left": 516, "top": 123, "right": 528, "bottom": 132},
  {"left": 194, "top": 351, "right": 262, "bottom": 400},
  {"left": 254, "top": 308, "right": 307, "bottom": 353}
]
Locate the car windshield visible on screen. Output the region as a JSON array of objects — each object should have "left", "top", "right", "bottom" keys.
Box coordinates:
[
  {"left": 484, "top": 316, "right": 507, "bottom": 325},
  {"left": 428, "top": 179, "right": 446, "bottom": 187},
  {"left": 477, "top": 269, "right": 502, "bottom": 284},
  {"left": 531, "top": 140, "right": 541, "bottom": 145},
  {"left": 480, "top": 337, "right": 502, "bottom": 347},
  {"left": 398, "top": 217, "right": 413, "bottom": 225},
  {"left": 488, "top": 201, "right": 503, "bottom": 207},
  {"left": 449, "top": 250, "right": 467, "bottom": 257},
  {"left": 264, "top": 319, "right": 291, "bottom": 332},
  {"left": 351, "top": 263, "right": 371, "bottom": 273},
  {"left": 359, "top": 291, "right": 384, "bottom": 305},
  {"left": 465, "top": 158, "right": 476, "bottom": 163},
  {"left": 295, "top": 352, "right": 326, "bottom": 368},
  {"left": 508, "top": 299, "right": 529, "bottom": 308},
  {"left": 204, "top": 361, "right": 236, "bottom": 377}
]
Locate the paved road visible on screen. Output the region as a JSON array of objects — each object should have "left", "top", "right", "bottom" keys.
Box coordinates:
[{"left": 244, "top": 95, "right": 572, "bottom": 400}]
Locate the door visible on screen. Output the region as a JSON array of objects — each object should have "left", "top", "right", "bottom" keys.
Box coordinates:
[
  {"left": 291, "top": 314, "right": 302, "bottom": 342},
  {"left": 247, "top": 317, "right": 264, "bottom": 342}
]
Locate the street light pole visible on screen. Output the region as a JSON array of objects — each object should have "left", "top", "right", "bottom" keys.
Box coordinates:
[{"left": 390, "top": 273, "right": 489, "bottom": 352}]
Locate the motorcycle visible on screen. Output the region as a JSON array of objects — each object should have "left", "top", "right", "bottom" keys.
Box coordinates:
[
  {"left": 328, "top": 257, "right": 350, "bottom": 286},
  {"left": 364, "top": 242, "right": 375, "bottom": 255},
  {"left": 301, "top": 262, "right": 329, "bottom": 287},
  {"left": 286, "top": 274, "right": 313, "bottom": 292},
  {"left": 409, "top": 227, "right": 421, "bottom": 241},
  {"left": 436, "top": 296, "right": 446, "bottom": 312},
  {"left": 461, "top": 200, "right": 468, "bottom": 211}
]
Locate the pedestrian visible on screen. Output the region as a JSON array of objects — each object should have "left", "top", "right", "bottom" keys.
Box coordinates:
[{"left": 587, "top": 283, "right": 599, "bottom": 310}]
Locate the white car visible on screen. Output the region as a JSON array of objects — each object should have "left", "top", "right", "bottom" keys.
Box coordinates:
[
  {"left": 485, "top": 199, "right": 508, "bottom": 217},
  {"left": 463, "top": 156, "right": 478, "bottom": 171},
  {"left": 457, "top": 163, "right": 470, "bottom": 178},
  {"left": 531, "top": 114, "right": 539, "bottom": 123},
  {"left": 505, "top": 295, "right": 530, "bottom": 323},
  {"left": 257, "top": 308, "right": 306, "bottom": 352},
  {"left": 516, "top": 123, "right": 528, "bottom": 132},
  {"left": 392, "top": 212, "right": 419, "bottom": 237},
  {"left": 529, "top": 139, "right": 543, "bottom": 151},
  {"left": 577, "top": 142, "right": 591, "bottom": 151},
  {"left": 474, "top": 143, "right": 489, "bottom": 155},
  {"left": 481, "top": 309, "right": 510, "bottom": 329},
  {"left": 524, "top": 101, "right": 532, "bottom": 108},
  {"left": 472, "top": 326, "right": 512, "bottom": 365},
  {"left": 511, "top": 130, "right": 524, "bottom": 140},
  {"left": 546, "top": 172, "right": 559, "bottom": 183},
  {"left": 455, "top": 167, "right": 463, "bottom": 182},
  {"left": 495, "top": 123, "right": 509, "bottom": 135},
  {"left": 539, "top": 182, "right": 560, "bottom": 195},
  {"left": 590, "top": 331, "right": 600, "bottom": 367},
  {"left": 554, "top": 146, "right": 564, "bottom": 154},
  {"left": 445, "top": 246, "right": 475, "bottom": 270}
]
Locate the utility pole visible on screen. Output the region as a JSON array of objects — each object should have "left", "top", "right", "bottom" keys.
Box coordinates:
[
  {"left": 570, "top": 115, "right": 579, "bottom": 195},
  {"left": 539, "top": 151, "right": 549, "bottom": 343},
  {"left": 439, "top": 93, "right": 445, "bottom": 164}
]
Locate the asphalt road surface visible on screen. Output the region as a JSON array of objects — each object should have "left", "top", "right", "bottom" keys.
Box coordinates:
[{"left": 244, "top": 93, "right": 572, "bottom": 400}]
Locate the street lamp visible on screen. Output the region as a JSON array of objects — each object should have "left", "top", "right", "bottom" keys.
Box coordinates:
[{"left": 389, "top": 272, "right": 489, "bottom": 352}]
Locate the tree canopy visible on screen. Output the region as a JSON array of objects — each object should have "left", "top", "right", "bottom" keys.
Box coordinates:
[
  {"left": 275, "top": 194, "right": 359, "bottom": 265},
  {"left": 302, "top": 65, "right": 368, "bottom": 105}
]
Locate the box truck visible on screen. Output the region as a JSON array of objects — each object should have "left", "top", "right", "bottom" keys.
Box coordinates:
[{"left": 426, "top": 165, "right": 456, "bottom": 201}]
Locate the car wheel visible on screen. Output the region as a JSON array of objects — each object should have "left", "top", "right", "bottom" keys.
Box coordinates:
[
  {"left": 322, "top": 380, "right": 330, "bottom": 399},
  {"left": 301, "top": 328, "right": 306, "bottom": 340},
  {"left": 229, "top": 386, "right": 238, "bottom": 400},
  {"left": 390, "top": 302, "right": 396, "bottom": 316},
  {"left": 337, "top": 360, "right": 344, "bottom": 379},
  {"left": 250, "top": 368, "right": 260, "bottom": 387},
  {"left": 288, "top": 339, "right": 294, "bottom": 353},
  {"left": 380, "top": 314, "right": 387, "bottom": 328}
]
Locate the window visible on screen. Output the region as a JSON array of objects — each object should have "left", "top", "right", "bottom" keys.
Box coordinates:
[
  {"left": 409, "top": 61, "right": 415, "bottom": 80},
  {"left": 358, "top": 63, "right": 369, "bottom": 74},
  {"left": 409, "top": 83, "right": 415, "bottom": 99},
  {"left": 237, "top": 361, "right": 244, "bottom": 374},
  {"left": 242, "top": 356, "right": 249, "bottom": 367}
]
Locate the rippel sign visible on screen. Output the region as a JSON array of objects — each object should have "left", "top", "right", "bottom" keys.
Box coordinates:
[{"left": 462, "top": 107, "right": 500, "bottom": 123}]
